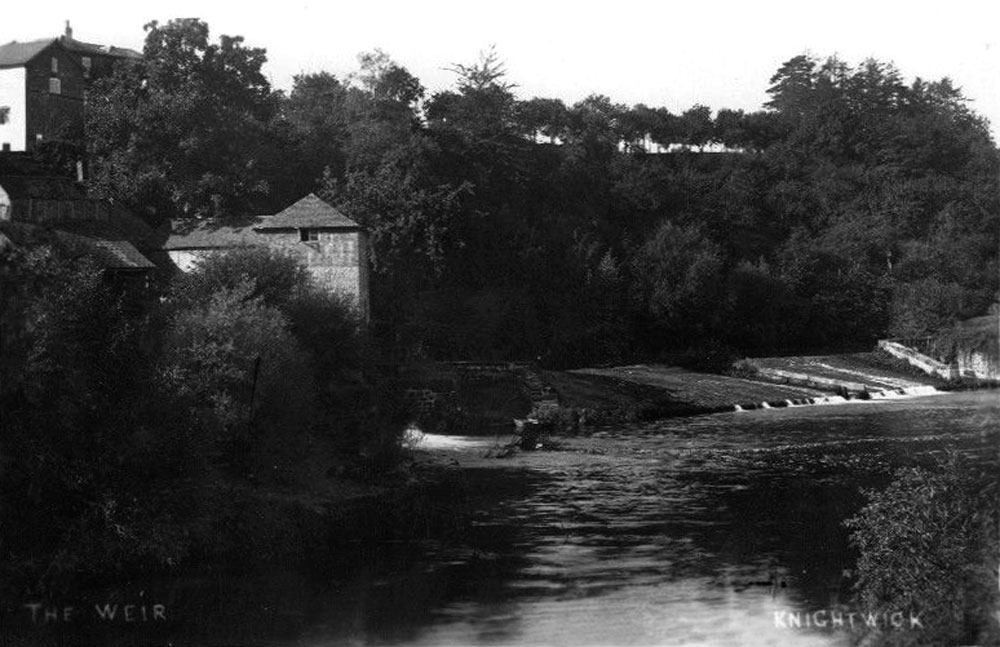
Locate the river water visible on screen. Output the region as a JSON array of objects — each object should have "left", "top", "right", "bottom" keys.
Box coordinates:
[{"left": 10, "top": 391, "right": 999, "bottom": 646}]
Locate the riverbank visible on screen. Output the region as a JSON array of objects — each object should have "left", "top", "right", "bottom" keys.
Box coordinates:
[
  {"left": 4, "top": 393, "right": 995, "bottom": 647},
  {"left": 0, "top": 431, "right": 475, "bottom": 602},
  {"left": 525, "top": 350, "right": 959, "bottom": 432}
]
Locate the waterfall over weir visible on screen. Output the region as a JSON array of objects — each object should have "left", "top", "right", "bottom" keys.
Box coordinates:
[{"left": 733, "top": 386, "right": 942, "bottom": 412}]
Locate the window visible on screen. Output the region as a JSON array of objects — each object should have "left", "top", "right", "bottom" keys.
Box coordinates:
[
  {"left": 48, "top": 78, "right": 61, "bottom": 95},
  {"left": 300, "top": 228, "right": 319, "bottom": 242},
  {"left": 51, "top": 57, "right": 58, "bottom": 73},
  {"left": 81, "top": 56, "right": 91, "bottom": 70}
]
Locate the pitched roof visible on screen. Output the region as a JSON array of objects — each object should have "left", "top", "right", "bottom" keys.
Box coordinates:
[
  {"left": 60, "top": 36, "right": 141, "bottom": 60},
  {"left": 0, "top": 175, "right": 86, "bottom": 200},
  {"left": 254, "top": 193, "right": 359, "bottom": 230},
  {"left": 87, "top": 238, "right": 155, "bottom": 269},
  {"left": 162, "top": 216, "right": 269, "bottom": 250},
  {"left": 52, "top": 205, "right": 157, "bottom": 250},
  {"left": 0, "top": 39, "right": 56, "bottom": 68},
  {"left": 0, "top": 221, "right": 154, "bottom": 270}
]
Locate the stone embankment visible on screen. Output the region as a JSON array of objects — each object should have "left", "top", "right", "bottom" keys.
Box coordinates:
[{"left": 878, "top": 314, "right": 999, "bottom": 382}]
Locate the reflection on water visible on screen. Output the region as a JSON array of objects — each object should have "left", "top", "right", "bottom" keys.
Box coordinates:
[{"left": 8, "top": 391, "right": 999, "bottom": 646}]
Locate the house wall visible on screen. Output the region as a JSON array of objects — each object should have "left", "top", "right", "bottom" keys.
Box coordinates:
[
  {"left": 0, "top": 67, "right": 27, "bottom": 151},
  {"left": 25, "top": 46, "right": 85, "bottom": 148},
  {"left": 69, "top": 51, "right": 127, "bottom": 81}
]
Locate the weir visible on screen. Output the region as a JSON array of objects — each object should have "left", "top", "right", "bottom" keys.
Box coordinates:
[{"left": 733, "top": 386, "right": 941, "bottom": 413}]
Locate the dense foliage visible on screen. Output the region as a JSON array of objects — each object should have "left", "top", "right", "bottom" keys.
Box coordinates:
[
  {"left": 846, "top": 453, "right": 1000, "bottom": 646},
  {"left": 84, "top": 22, "right": 999, "bottom": 366},
  {"left": 0, "top": 246, "right": 371, "bottom": 575}
]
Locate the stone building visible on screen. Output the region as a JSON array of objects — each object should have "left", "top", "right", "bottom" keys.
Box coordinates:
[
  {"left": 162, "top": 194, "right": 370, "bottom": 319},
  {"left": 0, "top": 22, "right": 140, "bottom": 152}
]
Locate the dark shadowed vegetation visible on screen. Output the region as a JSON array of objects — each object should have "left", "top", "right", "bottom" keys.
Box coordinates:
[
  {"left": 0, "top": 245, "right": 397, "bottom": 580},
  {"left": 3, "top": 18, "right": 996, "bottom": 592},
  {"left": 81, "top": 25, "right": 999, "bottom": 367},
  {"left": 846, "top": 452, "right": 1000, "bottom": 646}
]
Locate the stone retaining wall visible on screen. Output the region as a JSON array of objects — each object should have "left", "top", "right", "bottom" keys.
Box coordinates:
[{"left": 877, "top": 340, "right": 957, "bottom": 380}]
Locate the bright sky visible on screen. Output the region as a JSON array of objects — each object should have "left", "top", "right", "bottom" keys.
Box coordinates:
[{"left": 5, "top": 1, "right": 1000, "bottom": 139}]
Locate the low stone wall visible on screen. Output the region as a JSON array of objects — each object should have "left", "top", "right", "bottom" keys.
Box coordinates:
[
  {"left": 755, "top": 367, "right": 868, "bottom": 393},
  {"left": 877, "top": 340, "right": 958, "bottom": 380}
]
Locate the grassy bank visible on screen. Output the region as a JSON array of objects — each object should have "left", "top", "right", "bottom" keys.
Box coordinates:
[{"left": 528, "top": 364, "right": 827, "bottom": 432}]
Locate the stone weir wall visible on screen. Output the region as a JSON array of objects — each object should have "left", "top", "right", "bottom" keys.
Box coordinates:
[{"left": 878, "top": 338, "right": 999, "bottom": 381}]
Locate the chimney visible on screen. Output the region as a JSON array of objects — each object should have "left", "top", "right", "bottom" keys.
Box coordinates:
[{"left": 64, "top": 21, "right": 73, "bottom": 40}]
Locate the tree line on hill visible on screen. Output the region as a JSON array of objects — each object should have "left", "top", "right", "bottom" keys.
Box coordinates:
[{"left": 78, "top": 18, "right": 999, "bottom": 367}]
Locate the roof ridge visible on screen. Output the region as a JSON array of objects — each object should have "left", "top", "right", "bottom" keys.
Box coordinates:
[{"left": 1, "top": 37, "right": 56, "bottom": 46}]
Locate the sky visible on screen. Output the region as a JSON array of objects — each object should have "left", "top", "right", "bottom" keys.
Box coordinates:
[{"left": 4, "top": 1, "right": 999, "bottom": 138}]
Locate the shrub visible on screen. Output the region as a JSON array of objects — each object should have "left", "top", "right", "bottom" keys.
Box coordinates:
[
  {"left": 727, "top": 358, "right": 760, "bottom": 379},
  {"left": 285, "top": 286, "right": 363, "bottom": 388},
  {"left": 845, "top": 453, "right": 1000, "bottom": 646},
  {"left": 0, "top": 246, "right": 203, "bottom": 573},
  {"left": 170, "top": 246, "right": 310, "bottom": 311},
  {"left": 161, "top": 281, "right": 316, "bottom": 457}
]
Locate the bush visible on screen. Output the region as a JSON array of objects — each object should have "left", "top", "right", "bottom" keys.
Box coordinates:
[
  {"left": 285, "top": 286, "right": 363, "bottom": 388},
  {"left": 161, "top": 281, "right": 316, "bottom": 457},
  {"left": 845, "top": 453, "right": 1000, "bottom": 646},
  {"left": 727, "top": 358, "right": 760, "bottom": 379},
  {"left": 0, "top": 246, "right": 202, "bottom": 574},
  {"left": 170, "top": 246, "right": 310, "bottom": 311},
  {"left": 167, "top": 246, "right": 368, "bottom": 445}
]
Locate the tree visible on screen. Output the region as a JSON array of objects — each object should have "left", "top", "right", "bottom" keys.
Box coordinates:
[
  {"left": 678, "top": 105, "right": 714, "bottom": 146},
  {"left": 162, "top": 281, "right": 315, "bottom": 451},
  {"left": 427, "top": 47, "right": 519, "bottom": 138},
  {"left": 321, "top": 164, "right": 466, "bottom": 313},
  {"left": 354, "top": 49, "right": 425, "bottom": 122},
  {"left": 282, "top": 71, "right": 350, "bottom": 189},
  {"left": 167, "top": 246, "right": 363, "bottom": 388},
  {"left": 630, "top": 221, "right": 724, "bottom": 340},
  {"left": 516, "top": 97, "right": 569, "bottom": 143},
  {"left": 341, "top": 50, "right": 426, "bottom": 172},
  {"left": 0, "top": 245, "right": 197, "bottom": 571},
  {"left": 86, "top": 19, "right": 281, "bottom": 223},
  {"left": 765, "top": 54, "right": 817, "bottom": 117}
]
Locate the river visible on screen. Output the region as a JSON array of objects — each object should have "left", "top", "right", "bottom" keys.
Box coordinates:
[{"left": 8, "top": 391, "right": 999, "bottom": 646}]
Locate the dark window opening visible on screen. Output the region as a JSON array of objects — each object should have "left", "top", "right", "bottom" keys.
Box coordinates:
[{"left": 300, "top": 228, "right": 318, "bottom": 242}]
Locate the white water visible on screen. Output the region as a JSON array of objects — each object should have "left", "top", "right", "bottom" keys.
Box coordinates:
[{"left": 733, "top": 386, "right": 945, "bottom": 414}]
